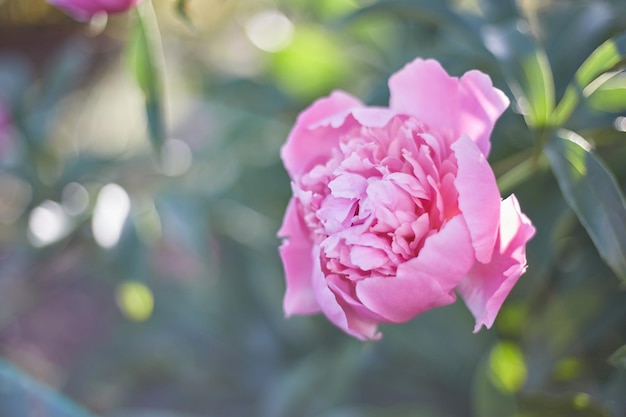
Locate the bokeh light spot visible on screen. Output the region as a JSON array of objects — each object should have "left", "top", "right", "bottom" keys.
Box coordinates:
[
  {"left": 62, "top": 182, "right": 89, "bottom": 216},
  {"left": 488, "top": 341, "right": 527, "bottom": 393},
  {"left": 160, "top": 138, "right": 192, "bottom": 177},
  {"left": 116, "top": 281, "right": 154, "bottom": 322},
  {"left": 573, "top": 393, "right": 591, "bottom": 409},
  {"left": 92, "top": 183, "right": 131, "bottom": 248},
  {"left": 554, "top": 357, "right": 583, "bottom": 381},
  {"left": 614, "top": 116, "right": 626, "bottom": 132},
  {"left": 245, "top": 10, "right": 294, "bottom": 53},
  {"left": 28, "top": 200, "right": 71, "bottom": 247}
]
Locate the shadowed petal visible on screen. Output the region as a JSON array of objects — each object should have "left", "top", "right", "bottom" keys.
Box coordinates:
[
  {"left": 311, "top": 247, "right": 380, "bottom": 340},
  {"left": 458, "top": 195, "right": 535, "bottom": 332},
  {"left": 278, "top": 198, "right": 319, "bottom": 316},
  {"left": 452, "top": 135, "right": 500, "bottom": 264}
]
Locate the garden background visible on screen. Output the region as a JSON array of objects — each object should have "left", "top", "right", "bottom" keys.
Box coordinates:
[{"left": 0, "top": 0, "right": 625, "bottom": 416}]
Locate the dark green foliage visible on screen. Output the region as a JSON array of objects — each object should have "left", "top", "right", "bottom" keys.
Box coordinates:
[{"left": 0, "top": 0, "right": 624, "bottom": 416}]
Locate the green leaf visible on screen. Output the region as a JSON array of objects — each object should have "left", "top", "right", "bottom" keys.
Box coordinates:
[
  {"left": 553, "top": 33, "right": 626, "bottom": 124},
  {"left": 544, "top": 130, "right": 626, "bottom": 284},
  {"left": 608, "top": 344, "right": 626, "bottom": 369},
  {"left": 126, "top": 2, "right": 166, "bottom": 152},
  {"left": 483, "top": 22, "right": 555, "bottom": 128},
  {"left": 587, "top": 73, "right": 626, "bottom": 113},
  {"left": 0, "top": 357, "right": 97, "bottom": 417}
]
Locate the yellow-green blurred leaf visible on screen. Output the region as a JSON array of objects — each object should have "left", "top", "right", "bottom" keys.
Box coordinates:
[
  {"left": 587, "top": 73, "right": 626, "bottom": 113},
  {"left": 553, "top": 33, "right": 626, "bottom": 124},
  {"left": 126, "top": 2, "right": 166, "bottom": 152},
  {"left": 483, "top": 22, "right": 555, "bottom": 128},
  {"left": 270, "top": 26, "right": 350, "bottom": 99}
]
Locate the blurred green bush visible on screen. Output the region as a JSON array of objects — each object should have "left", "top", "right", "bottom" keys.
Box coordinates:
[{"left": 0, "top": 0, "right": 625, "bottom": 416}]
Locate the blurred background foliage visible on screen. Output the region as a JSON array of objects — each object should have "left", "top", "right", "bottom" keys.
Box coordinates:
[{"left": 0, "top": 0, "right": 625, "bottom": 416}]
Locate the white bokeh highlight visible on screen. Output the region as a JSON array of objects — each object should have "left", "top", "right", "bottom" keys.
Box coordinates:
[{"left": 92, "top": 183, "right": 131, "bottom": 249}]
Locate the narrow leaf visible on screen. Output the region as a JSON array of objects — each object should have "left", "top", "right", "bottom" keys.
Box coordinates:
[
  {"left": 544, "top": 130, "right": 626, "bottom": 284},
  {"left": 126, "top": 2, "right": 166, "bottom": 152},
  {"left": 608, "top": 344, "right": 626, "bottom": 369},
  {"left": 0, "top": 357, "right": 97, "bottom": 417},
  {"left": 587, "top": 73, "right": 626, "bottom": 113},
  {"left": 553, "top": 33, "right": 626, "bottom": 124},
  {"left": 483, "top": 22, "right": 555, "bottom": 127}
]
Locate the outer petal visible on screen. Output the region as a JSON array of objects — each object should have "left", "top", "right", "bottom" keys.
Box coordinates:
[
  {"left": 452, "top": 135, "right": 501, "bottom": 264},
  {"left": 458, "top": 194, "right": 535, "bottom": 332},
  {"left": 278, "top": 198, "right": 320, "bottom": 316},
  {"left": 388, "top": 58, "right": 508, "bottom": 157},
  {"left": 389, "top": 58, "right": 459, "bottom": 139},
  {"left": 458, "top": 70, "right": 509, "bottom": 157},
  {"left": 280, "top": 91, "right": 363, "bottom": 180},
  {"left": 310, "top": 248, "right": 380, "bottom": 340},
  {"left": 355, "top": 215, "right": 474, "bottom": 323}
]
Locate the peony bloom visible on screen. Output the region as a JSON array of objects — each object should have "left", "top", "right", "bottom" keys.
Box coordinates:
[
  {"left": 278, "top": 58, "right": 535, "bottom": 340},
  {"left": 47, "top": 0, "right": 143, "bottom": 21}
]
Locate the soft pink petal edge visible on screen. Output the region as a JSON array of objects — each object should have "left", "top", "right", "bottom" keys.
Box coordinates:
[
  {"left": 388, "top": 58, "right": 460, "bottom": 141},
  {"left": 278, "top": 198, "right": 320, "bottom": 316},
  {"left": 458, "top": 70, "right": 509, "bottom": 157},
  {"left": 452, "top": 135, "right": 501, "bottom": 264},
  {"left": 280, "top": 91, "right": 363, "bottom": 180},
  {"left": 388, "top": 58, "right": 508, "bottom": 157},
  {"left": 457, "top": 194, "right": 535, "bottom": 332}
]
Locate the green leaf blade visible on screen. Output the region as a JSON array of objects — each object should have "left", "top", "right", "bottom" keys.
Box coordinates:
[
  {"left": 609, "top": 344, "right": 626, "bottom": 369},
  {"left": 544, "top": 131, "right": 626, "bottom": 284},
  {"left": 126, "top": 3, "right": 166, "bottom": 152},
  {"left": 553, "top": 32, "right": 626, "bottom": 125},
  {"left": 483, "top": 23, "right": 555, "bottom": 128}
]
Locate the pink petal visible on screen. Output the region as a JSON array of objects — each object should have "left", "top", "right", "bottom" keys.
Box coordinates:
[
  {"left": 452, "top": 135, "right": 501, "bottom": 264},
  {"left": 280, "top": 91, "right": 362, "bottom": 180},
  {"left": 388, "top": 58, "right": 508, "bottom": 157},
  {"left": 389, "top": 58, "right": 460, "bottom": 139},
  {"left": 278, "top": 199, "right": 320, "bottom": 316},
  {"left": 311, "top": 248, "right": 380, "bottom": 340},
  {"left": 458, "top": 195, "right": 535, "bottom": 332},
  {"left": 355, "top": 215, "right": 474, "bottom": 322},
  {"left": 458, "top": 70, "right": 510, "bottom": 157},
  {"left": 47, "top": 0, "right": 140, "bottom": 20},
  {"left": 350, "top": 246, "right": 388, "bottom": 271},
  {"left": 351, "top": 107, "right": 398, "bottom": 128}
]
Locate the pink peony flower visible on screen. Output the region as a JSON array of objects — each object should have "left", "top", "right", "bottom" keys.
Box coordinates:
[
  {"left": 47, "top": 0, "right": 143, "bottom": 21},
  {"left": 278, "top": 58, "right": 535, "bottom": 340}
]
